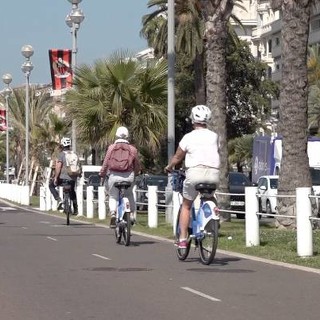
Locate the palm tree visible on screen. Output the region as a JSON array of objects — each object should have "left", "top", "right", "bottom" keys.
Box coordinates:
[
  {"left": 200, "top": 0, "right": 235, "bottom": 220},
  {"left": 270, "top": 0, "right": 314, "bottom": 228},
  {"left": 141, "top": 0, "right": 244, "bottom": 105},
  {"left": 228, "top": 135, "right": 253, "bottom": 173},
  {"left": 9, "top": 86, "right": 63, "bottom": 178},
  {"left": 142, "top": 0, "right": 207, "bottom": 103},
  {"left": 307, "top": 45, "right": 320, "bottom": 134},
  {"left": 64, "top": 50, "right": 168, "bottom": 166}
]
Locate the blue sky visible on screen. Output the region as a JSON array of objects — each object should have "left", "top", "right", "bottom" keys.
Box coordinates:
[{"left": 0, "top": 0, "right": 150, "bottom": 87}]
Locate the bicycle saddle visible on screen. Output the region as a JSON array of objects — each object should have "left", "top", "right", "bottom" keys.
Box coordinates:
[
  {"left": 195, "top": 183, "right": 217, "bottom": 193},
  {"left": 115, "top": 181, "right": 131, "bottom": 189}
]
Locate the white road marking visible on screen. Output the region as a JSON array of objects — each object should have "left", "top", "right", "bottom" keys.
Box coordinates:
[
  {"left": 181, "top": 287, "right": 221, "bottom": 302},
  {"left": 47, "top": 236, "right": 58, "bottom": 241},
  {"left": 40, "top": 221, "right": 51, "bottom": 224},
  {"left": 21, "top": 227, "right": 28, "bottom": 229},
  {"left": 0, "top": 207, "right": 17, "bottom": 211},
  {"left": 92, "top": 254, "right": 111, "bottom": 261}
]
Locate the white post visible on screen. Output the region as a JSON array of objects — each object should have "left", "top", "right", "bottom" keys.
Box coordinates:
[
  {"left": 98, "top": 186, "right": 106, "bottom": 220},
  {"left": 86, "top": 186, "right": 94, "bottom": 218},
  {"left": 245, "top": 186, "right": 260, "bottom": 247},
  {"left": 148, "top": 185, "right": 158, "bottom": 228},
  {"left": 172, "top": 191, "right": 182, "bottom": 235},
  {"left": 296, "top": 187, "right": 313, "bottom": 257},
  {"left": 165, "top": 186, "right": 173, "bottom": 224},
  {"left": 45, "top": 186, "right": 52, "bottom": 211},
  {"left": 21, "top": 186, "right": 30, "bottom": 205},
  {"left": 77, "top": 184, "right": 83, "bottom": 216},
  {"left": 39, "top": 186, "right": 46, "bottom": 211}
]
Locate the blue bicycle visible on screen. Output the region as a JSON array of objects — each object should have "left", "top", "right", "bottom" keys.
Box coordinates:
[
  {"left": 172, "top": 170, "right": 220, "bottom": 265},
  {"left": 114, "top": 181, "right": 132, "bottom": 246}
]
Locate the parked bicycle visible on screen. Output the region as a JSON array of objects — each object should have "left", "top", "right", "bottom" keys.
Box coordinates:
[
  {"left": 114, "top": 181, "right": 132, "bottom": 246},
  {"left": 172, "top": 170, "right": 220, "bottom": 265}
]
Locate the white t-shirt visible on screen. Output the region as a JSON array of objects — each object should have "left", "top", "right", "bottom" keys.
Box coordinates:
[{"left": 179, "top": 128, "right": 220, "bottom": 169}]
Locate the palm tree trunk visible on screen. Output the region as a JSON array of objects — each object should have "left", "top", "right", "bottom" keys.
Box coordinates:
[
  {"left": 203, "top": 1, "right": 233, "bottom": 221},
  {"left": 273, "top": 0, "right": 312, "bottom": 228},
  {"left": 194, "top": 52, "right": 206, "bottom": 104}
]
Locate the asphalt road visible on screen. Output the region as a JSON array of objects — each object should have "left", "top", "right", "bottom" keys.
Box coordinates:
[{"left": 0, "top": 201, "right": 319, "bottom": 320}]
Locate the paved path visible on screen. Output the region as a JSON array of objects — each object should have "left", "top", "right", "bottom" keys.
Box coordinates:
[{"left": 0, "top": 201, "right": 319, "bottom": 320}]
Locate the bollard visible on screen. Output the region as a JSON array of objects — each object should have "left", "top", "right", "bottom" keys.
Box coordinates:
[
  {"left": 21, "top": 186, "right": 30, "bottom": 206},
  {"left": 39, "top": 186, "right": 46, "bottom": 211},
  {"left": 98, "top": 186, "right": 106, "bottom": 220},
  {"left": 45, "top": 185, "right": 53, "bottom": 211},
  {"left": 148, "top": 185, "right": 158, "bottom": 228},
  {"left": 172, "top": 191, "right": 182, "bottom": 236},
  {"left": 165, "top": 186, "right": 173, "bottom": 224},
  {"left": 86, "top": 186, "right": 94, "bottom": 218},
  {"left": 245, "top": 186, "right": 260, "bottom": 247},
  {"left": 77, "top": 184, "right": 84, "bottom": 216},
  {"left": 296, "top": 187, "right": 313, "bottom": 257}
]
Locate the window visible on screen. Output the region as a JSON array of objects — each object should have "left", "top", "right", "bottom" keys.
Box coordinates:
[{"left": 268, "top": 39, "right": 272, "bottom": 53}]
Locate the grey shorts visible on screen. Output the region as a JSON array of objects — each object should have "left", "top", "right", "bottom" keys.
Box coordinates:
[{"left": 183, "top": 167, "right": 219, "bottom": 201}]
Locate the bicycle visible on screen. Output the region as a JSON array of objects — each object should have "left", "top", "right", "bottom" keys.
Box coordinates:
[
  {"left": 114, "top": 181, "right": 132, "bottom": 246},
  {"left": 60, "top": 180, "right": 74, "bottom": 225},
  {"left": 172, "top": 170, "right": 220, "bottom": 265}
]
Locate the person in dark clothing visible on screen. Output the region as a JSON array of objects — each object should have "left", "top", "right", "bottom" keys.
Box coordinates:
[{"left": 48, "top": 137, "right": 79, "bottom": 214}]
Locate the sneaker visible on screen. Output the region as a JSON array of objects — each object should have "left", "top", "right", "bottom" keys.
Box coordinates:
[
  {"left": 57, "top": 200, "right": 64, "bottom": 211},
  {"left": 72, "top": 205, "right": 78, "bottom": 215},
  {"left": 130, "top": 214, "right": 136, "bottom": 226},
  {"left": 110, "top": 214, "right": 116, "bottom": 229},
  {"left": 178, "top": 240, "right": 188, "bottom": 249}
]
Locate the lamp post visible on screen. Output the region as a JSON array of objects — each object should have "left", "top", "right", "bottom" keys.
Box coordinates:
[
  {"left": 65, "top": 0, "right": 85, "bottom": 153},
  {"left": 2, "top": 74, "right": 12, "bottom": 184},
  {"left": 21, "top": 45, "right": 34, "bottom": 186}
]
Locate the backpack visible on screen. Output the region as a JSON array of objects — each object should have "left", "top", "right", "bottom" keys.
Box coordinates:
[
  {"left": 107, "top": 143, "right": 135, "bottom": 172},
  {"left": 64, "top": 151, "right": 81, "bottom": 177}
]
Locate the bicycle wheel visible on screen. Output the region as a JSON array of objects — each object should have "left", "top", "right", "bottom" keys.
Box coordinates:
[
  {"left": 115, "top": 225, "right": 121, "bottom": 244},
  {"left": 175, "top": 207, "right": 191, "bottom": 260},
  {"left": 64, "top": 193, "right": 71, "bottom": 226},
  {"left": 122, "top": 212, "right": 131, "bottom": 246},
  {"left": 199, "top": 219, "right": 219, "bottom": 265}
]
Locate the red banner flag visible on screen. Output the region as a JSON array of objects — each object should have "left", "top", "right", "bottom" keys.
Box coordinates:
[
  {"left": 0, "top": 108, "right": 7, "bottom": 131},
  {"left": 49, "top": 49, "right": 72, "bottom": 94}
]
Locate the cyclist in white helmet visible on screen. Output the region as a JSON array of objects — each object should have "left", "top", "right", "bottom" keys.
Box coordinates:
[
  {"left": 165, "top": 105, "right": 220, "bottom": 249},
  {"left": 49, "top": 137, "right": 80, "bottom": 213}
]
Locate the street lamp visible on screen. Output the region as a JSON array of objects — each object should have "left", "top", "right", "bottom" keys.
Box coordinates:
[
  {"left": 65, "top": 0, "right": 85, "bottom": 153},
  {"left": 21, "top": 44, "right": 34, "bottom": 186},
  {"left": 2, "top": 73, "right": 12, "bottom": 184}
]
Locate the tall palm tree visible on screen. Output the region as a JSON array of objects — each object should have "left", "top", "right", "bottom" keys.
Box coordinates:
[
  {"left": 200, "top": 0, "right": 235, "bottom": 220},
  {"left": 270, "top": 0, "right": 315, "bottom": 228},
  {"left": 142, "top": 0, "right": 207, "bottom": 103},
  {"left": 65, "top": 50, "right": 168, "bottom": 166},
  {"left": 141, "top": 0, "right": 244, "bottom": 105},
  {"left": 9, "top": 86, "right": 60, "bottom": 176}
]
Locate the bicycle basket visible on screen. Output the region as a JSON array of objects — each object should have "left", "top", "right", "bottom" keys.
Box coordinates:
[{"left": 171, "top": 171, "right": 185, "bottom": 192}]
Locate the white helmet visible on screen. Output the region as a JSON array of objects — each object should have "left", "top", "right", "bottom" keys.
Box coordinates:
[
  {"left": 190, "top": 105, "right": 211, "bottom": 124},
  {"left": 60, "top": 137, "right": 71, "bottom": 147},
  {"left": 116, "top": 126, "right": 129, "bottom": 139}
]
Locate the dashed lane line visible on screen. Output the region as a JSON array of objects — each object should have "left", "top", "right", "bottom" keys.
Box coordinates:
[
  {"left": 92, "top": 253, "right": 111, "bottom": 261},
  {"left": 181, "top": 287, "right": 221, "bottom": 302},
  {"left": 47, "top": 236, "right": 58, "bottom": 241}
]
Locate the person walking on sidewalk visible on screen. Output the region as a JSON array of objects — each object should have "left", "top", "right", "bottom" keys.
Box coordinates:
[{"left": 99, "top": 126, "right": 141, "bottom": 228}]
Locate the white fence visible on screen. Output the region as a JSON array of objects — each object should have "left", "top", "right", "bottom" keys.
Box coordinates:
[{"left": 1, "top": 182, "right": 319, "bottom": 257}]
